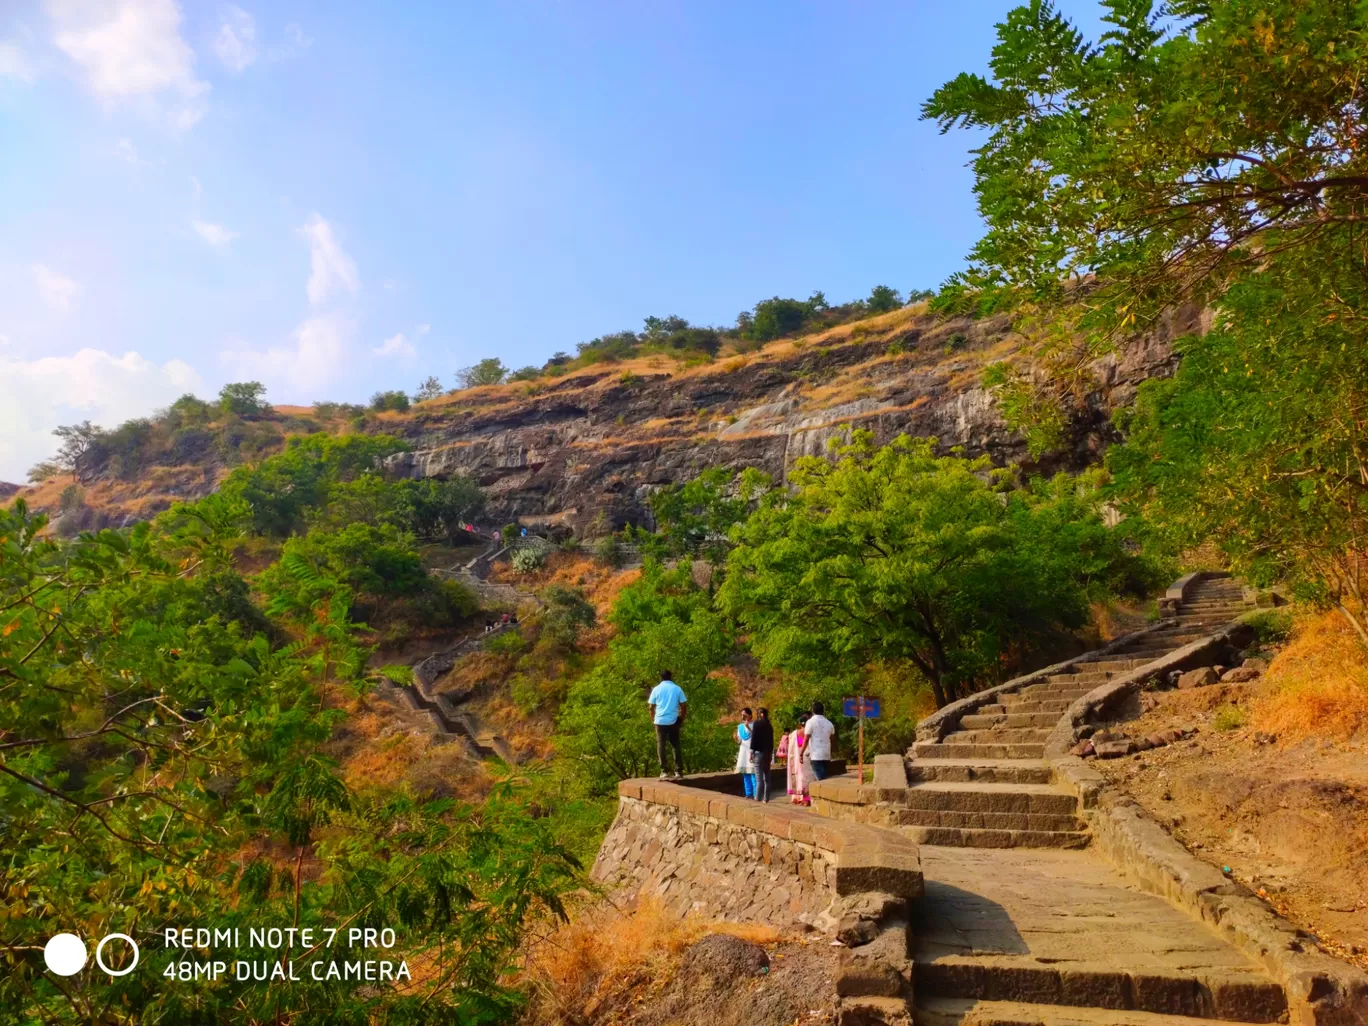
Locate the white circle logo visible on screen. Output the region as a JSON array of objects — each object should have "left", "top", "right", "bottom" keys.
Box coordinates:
[
  {"left": 43, "top": 933, "right": 88, "bottom": 976},
  {"left": 95, "top": 933, "right": 139, "bottom": 977}
]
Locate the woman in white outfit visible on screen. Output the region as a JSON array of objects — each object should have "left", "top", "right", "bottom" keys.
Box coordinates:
[{"left": 733, "top": 707, "right": 754, "bottom": 798}]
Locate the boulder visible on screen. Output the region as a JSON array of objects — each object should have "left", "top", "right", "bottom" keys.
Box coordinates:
[
  {"left": 1070, "top": 739, "right": 1096, "bottom": 758},
  {"left": 1177, "top": 667, "right": 1220, "bottom": 690},
  {"left": 1221, "top": 666, "right": 1262, "bottom": 683},
  {"left": 1242, "top": 656, "right": 1270, "bottom": 671},
  {"left": 837, "top": 916, "right": 880, "bottom": 947}
]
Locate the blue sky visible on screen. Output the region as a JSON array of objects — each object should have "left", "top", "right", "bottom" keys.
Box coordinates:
[{"left": 0, "top": 1, "right": 1097, "bottom": 481}]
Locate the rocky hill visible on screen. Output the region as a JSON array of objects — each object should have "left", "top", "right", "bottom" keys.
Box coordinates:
[{"left": 14, "top": 303, "right": 1195, "bottom": 532}]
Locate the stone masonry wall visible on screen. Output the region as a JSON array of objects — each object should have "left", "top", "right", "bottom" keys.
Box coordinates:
[
  {"left": 592, "top": 777, "right": 923, "bottom": 928},
  {"left": 593, "top": 796, "right": 838, "bottom": 925}
]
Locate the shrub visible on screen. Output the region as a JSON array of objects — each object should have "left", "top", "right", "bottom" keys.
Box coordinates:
[
  {"left": 59, "top": 484, "right": 84, "bottom": 512},
  {"left": 486, "top": 630, "right": 529, "bottom": 656},
  {"left": 511, "top": 547, "right": 546, "bottom": 574},
  {"left": 370, "top": 390, "right": 411, "bottom": 413},
  {"left": 1244, "top": 608, "right": 1293, "bottom": 645},
  {"left": 1212, "top": 704, "right": 1246, "bottom": 731},
  {"left": 594, "top": 535, "right": 621, "bottom": 569}
]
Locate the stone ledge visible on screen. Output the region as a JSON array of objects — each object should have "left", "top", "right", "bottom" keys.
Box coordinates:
[
  {"left": 614, "top": 776, "right": 923, "bottom": 898},
  {"left": 1051, "top": 756, "right": 1368, "bottom": 1026}
]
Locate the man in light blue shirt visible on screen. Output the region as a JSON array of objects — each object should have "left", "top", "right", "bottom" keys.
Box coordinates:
[{"left": 648, "top": 670, "right": 688, "bottom": 779}]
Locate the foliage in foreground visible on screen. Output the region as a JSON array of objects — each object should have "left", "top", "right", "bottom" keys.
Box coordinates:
[{"left": 0, "top": 499, "right": 579, "bottom": 1024}]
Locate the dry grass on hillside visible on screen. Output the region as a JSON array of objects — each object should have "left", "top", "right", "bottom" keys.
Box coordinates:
[
  {"left": 519, "top": 899, "right": 785, "bottom": 1026},
  {"left": 1254, "top": 609, "right": 1368, "bottom": 742}
]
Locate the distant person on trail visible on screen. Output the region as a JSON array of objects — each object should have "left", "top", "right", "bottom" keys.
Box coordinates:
[
  {"left": 734, "top": 708, "right": 755, "bottom": 798},
  {"left": 750, "top": 708, "right": 775, "bottom": 803},
  {"left": 648, "top": 670, "right": 687, "bottom": 780},
  {"left": 804, "top": 701, "right": 836, "bottom": 782}
]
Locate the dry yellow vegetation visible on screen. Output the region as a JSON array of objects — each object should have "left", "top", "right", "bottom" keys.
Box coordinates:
[{"left": 1255, "top": 608, "right": 1368, "bottom": 742}]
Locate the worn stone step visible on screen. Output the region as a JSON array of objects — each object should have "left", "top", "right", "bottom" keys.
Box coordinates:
[
  {"left": 905, "top": 759, "right": 1053, "bottom": 785},
  {"left": 1045, "top": 673, "right": 1112, "bottom": 684},
  {"left": 945, "top": 728, "right": 1053, "bottom": 745},
  {"left": 901, "top": 825, "right": 1090, "bottom": 849},
  {"left": 912, "top": 741, "right": 1047, "bottom": 760},
  {"left": 914, "top": 996, "right": 1276, "bottom": 1026},
  {"left": 995, "top": 698, "right": 1073, "bottom": 714},
  {"left": 898, "top": 781, "right": 1079, "bottom": 816},
  {"left": 961, "top": 711, "right": 1060, "bottom": 730},
  {"left": 838, "top": 994, "right": 914, "bottom": 1025},
  {"left": 892, "top": 808, "right": 1084, "bottom": 832},
  {"left": 1087, "top": 658, "right": 1152, "bottom": 671},
  {"left": 915, "top": 958, "right": 1287, "bottom": 1022}
]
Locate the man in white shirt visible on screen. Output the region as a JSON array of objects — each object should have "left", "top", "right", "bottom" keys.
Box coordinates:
[
  {"left": 803, "top": 701, "right": 836, "bottom": 781},
  {"left": 648, "top": 670, "right": 688, "bottom": 780}
]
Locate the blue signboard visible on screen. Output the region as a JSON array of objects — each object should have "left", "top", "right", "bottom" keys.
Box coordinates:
[{"left": 842, "top": 697, "right": 881, "bottom": 718}]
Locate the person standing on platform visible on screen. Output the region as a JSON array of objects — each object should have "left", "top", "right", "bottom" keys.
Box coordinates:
[
  {"left": 749, "top": 708, "right": 774, "bottom": 802},
  {"left": 648, "top": 670, "right": 687, "bottom": 779}
]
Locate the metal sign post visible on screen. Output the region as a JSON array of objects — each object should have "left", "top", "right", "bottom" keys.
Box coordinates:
[{"left": 842, "top": 696, "right": 881, "bottom": 782}]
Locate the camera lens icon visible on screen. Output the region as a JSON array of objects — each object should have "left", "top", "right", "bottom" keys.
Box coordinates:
[{"left": 43, "top": 933, "right": 140, "bottom": 977}]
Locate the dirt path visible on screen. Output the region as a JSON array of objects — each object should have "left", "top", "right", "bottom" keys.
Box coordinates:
[{"left": 1092, "top": 683, "right": 1368, "bottom": 971}]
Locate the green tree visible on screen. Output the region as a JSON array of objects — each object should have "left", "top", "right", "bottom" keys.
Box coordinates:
[
  {"left": 748, "top": 296, "right": 809, "bottom": 341},
  {"left": 718, "top": 432, "right": 1116, "bottom": 707},
  {"left": 557, "top": 562, "right": 733, "bottom": 792},
  {"left": 217, "top": 380, "right": 268, "bottom": 416},
  {"left": 370, "top": 388, "right": 412, "bottom": 412},
  {"left": 866, "top": 284, "right": 904, "bottom": 314},
  {"left": 643, "top": 466, "right": 770, "bottom": 566},
  {"left": 923, "top": 0, "right": 1368, "bottom": 326},
  {"left": 414, "top": 374, "right": 445, "bottom": 401},
  {"left": 540, "top": 584, "right": 597, "bottom": 647},
  {"left": 458, "top": 358, "right": 509, "bottom": 388},
  {"left": 220, "top": 433, "right": 408, "bottom": 536}
]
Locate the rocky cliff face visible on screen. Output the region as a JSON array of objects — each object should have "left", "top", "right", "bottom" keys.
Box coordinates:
[
  {"left": 382, "top": 305, "right": 1189, "bottom": 535},
  {"left": 12, "top": 304, "right": 1192, "bottom": 532}
]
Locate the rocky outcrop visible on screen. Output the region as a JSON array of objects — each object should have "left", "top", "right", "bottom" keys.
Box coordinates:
[{"left": 383, "top": 307, "right": 1189, "bottom": 535}]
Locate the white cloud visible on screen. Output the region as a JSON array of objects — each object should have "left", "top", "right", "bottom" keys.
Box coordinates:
[
  {"left": 32, "top": 264, "right": 79, "bottom": 313},
  {"left": 212, "top": 5, "right": 256, "bottom": 73},
  {"left": 220, "top": 314, "right": 350, "bottom": 393},
  {"left": 0, "top": 40, "right": 37, "bottom": 83},
  {"left": 373, "top": 333, "right": 416, "bottom": 359},
  {"left": 190, "top": 174, "right": 202, "bottom": 201},
  {"left": 192, "top": 219, "right": 239, "bottom": 246},
  {"left": 113, "top": 137, "right": 138, "bottom": 162},
  {"left": 0, "top": 347, "right": 200, "bottom": 481},
  {"left": 299, "top": 214, "right": 358, "bottom": 305},
  {"left": 46, "top": 0, "right": 209, "bottom": 129}
]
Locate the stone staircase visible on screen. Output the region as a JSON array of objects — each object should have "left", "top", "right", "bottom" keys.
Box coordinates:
[{"left": 896, "top": 575, "right": 1254, "bottom": 852}]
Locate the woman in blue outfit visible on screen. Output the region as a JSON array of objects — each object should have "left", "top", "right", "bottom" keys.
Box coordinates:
[{"left": 734, "top": 707, "right": 755, "bottom": 798}]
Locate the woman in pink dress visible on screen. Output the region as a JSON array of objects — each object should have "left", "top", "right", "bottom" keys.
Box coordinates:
[{"left": 787, "top": 713, "right": 812, "bottom": 805}]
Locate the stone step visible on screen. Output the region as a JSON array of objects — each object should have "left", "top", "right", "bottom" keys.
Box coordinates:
[
  {"left": 961, "top": 711, "right": 1060, "bottom": 730},
  {"left": 912, "top": 741, "right": 1047, "bottom": 760},
  {"left": 1011, "top": 688, "right": 1093, "bottom": 704},
  {"left": 891, "top": 808, "right": 1084, "bottom": 832},
  {"left": 838, "top": 995, "right": 914, "bottom": 1025},
  {"left": 905, "top": 759, "right": 1053, "bottom": 785},
  {"left": 1086, "top": 658, "right": 1152, "bottom": 671},
  {"left": 944, "top": 728, "right": 1052, "bottom": 745},
  {"left": 990, "top": 700, "right": 1072, "bottom": 716},
  {"left": 915, "top": 958, "right": 1286, "bottom": 1023},
  {"left": 901, "top": 825, "right": 1090, "bottom": 849},
  {"left": 898, "top": 781, "right": 1079, "bottom": 816},
  {"left": 915, "top": 996, "right": 1277, "bottom": 1026}
]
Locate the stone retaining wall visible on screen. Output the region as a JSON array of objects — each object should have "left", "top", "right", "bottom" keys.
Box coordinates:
[{"left": 593, "top": 776, "right": 922, "bottom": 928}]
